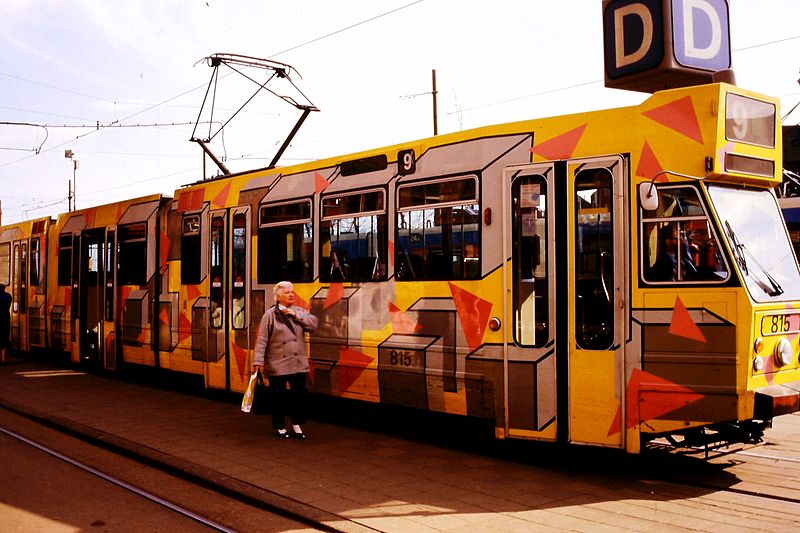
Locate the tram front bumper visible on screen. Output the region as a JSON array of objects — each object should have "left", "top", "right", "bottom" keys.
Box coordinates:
[{"left": 754, "top": 381, "right": 800, "bottom": 420}]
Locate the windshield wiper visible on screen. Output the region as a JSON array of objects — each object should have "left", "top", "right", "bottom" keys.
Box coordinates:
[{"left": 725, "top": 220, "right": 784, "bottom": 297}]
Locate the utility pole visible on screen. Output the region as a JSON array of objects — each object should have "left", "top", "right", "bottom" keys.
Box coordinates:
[
  {"left": 65, "top": 150, "right": 78, "bottom": 211},
  {"left": 432, "top": 69, "right": 438, "bottom": 136}
]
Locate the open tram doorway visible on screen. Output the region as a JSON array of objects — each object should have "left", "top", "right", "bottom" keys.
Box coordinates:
[
  {"left": 503, "top": 155, "right": 627, "bottom": 448},
  {"left": 79, "top": 228, "right": 108, "bottom": 368}
]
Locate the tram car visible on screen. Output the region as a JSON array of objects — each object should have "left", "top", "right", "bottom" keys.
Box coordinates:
[{"left": 3, "top": 82, "right": 799, "bottom": 453}]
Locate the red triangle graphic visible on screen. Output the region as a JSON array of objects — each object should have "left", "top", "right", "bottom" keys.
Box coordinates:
[
  {"left": 212, "top": 181, "right": 232, "bottom": 208},
  {"left": 531, "top": 124, "right": 587, "bottom": 160},
  {"left": 232, "top": 343, "right": 248, "bottom": 381},
  {"left": 388, "top": 301, "right": 422, "bottom": 333},
  {"left": 324, "top": 283, "right": 344, "bottom": 309},
  {"left": 178, "top": 311, "right": 192, "bottom": 344},
  {"left": 448, "top": 282, "right": 492, "bottom": 352},
  {"left": 186, "top": 284, "right": 202, "bottom": 302},
  {"left": 636, "top": 142, "right": 666, "bottom": 181},
  {"left": 178, "top": 191, "right": 191, "bottom": 211},
  {"left": 315, "top": 172, "right": 331, "bottom": 193},
  {"left": 669, "top": 296, "right": 706, "bottom": 343},
  {"left": 159, "top": 307, "right": 170, "bottom": 326},
  {"left": 190, "top": 188, "right": 205, "bottom": 210},
  {"left": 607, "top": 368, "right": 705, "bottom": 435},
  {"left": 642, "top": 96, "right": 704, "bottom": 145},
  {"left": 337, "top": 347, "right": 373, "bottom": 392},
  {"left": 160, "top": 230, "right": 170, "bottom": 272}
]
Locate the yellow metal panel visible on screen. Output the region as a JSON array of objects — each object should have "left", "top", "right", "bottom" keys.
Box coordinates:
[{"left": 569, "top": 350, "right": 620, "bottom": 446}]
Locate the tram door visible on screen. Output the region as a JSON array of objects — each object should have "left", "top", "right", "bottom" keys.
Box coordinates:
[
  {"left": 79, "top": 228, "right": 107, "bottom": 366},
  {"left": 505, "top": 156, "right": 626, "bottom": 447},
  {"left": 10, "top": 240, "right": 28, "bottom": 351},
  {"left": 206, "top": 208, "right": 250, "bottom": 391},
  {"left": 566, "top": 156, "right": 626, "bottom": 448}
]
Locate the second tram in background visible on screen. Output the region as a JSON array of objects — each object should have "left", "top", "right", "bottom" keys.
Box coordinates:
[{"left": 2, "top": 81, "right": 799, "bottom": 453}]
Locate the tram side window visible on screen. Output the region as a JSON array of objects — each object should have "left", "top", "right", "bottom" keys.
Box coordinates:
[
  {"left": 320, "top": 191, "right": 387, "bottom": 282},
  {"left": 258, "top": 200, "right": 313, "bottom": 283},
  {"left": 210, "top": 215, "right": 224, "bottom": 329},
  {"left": 396, "top": 177, "right": 480, "bottom": 281},
  {"left": 57, "top": 235, "right": 72, "bottom": 286},
  {"left": 181, "top": 215, "right": 202, "bottom": 285},
  {"left": 231, "top": 213, "right": 247, "bottom": 330},
  {"left": 118, "top": 223, "right": 147, "bottom": 286},
  {"left": 575, "top": 169, "right": 614, "bottom": 350},
  {"left": 641, "top": 186, "right": 728, "bottom": 283},
  {"left": 30, "top": 237, "right": 40, "bottom": 287},
  {"left": 0, "top": 243, "right": 9, "bottom": 285}
]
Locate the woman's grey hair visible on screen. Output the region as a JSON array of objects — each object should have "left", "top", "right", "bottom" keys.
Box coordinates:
[{"left": 273, "top": 281, "right": 294, "bottom": 302}]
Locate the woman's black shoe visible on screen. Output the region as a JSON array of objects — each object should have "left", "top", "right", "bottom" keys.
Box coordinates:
[
  {"left": 274, "top": 429, "right": 291, "bottom": 439},
  {"left": 291, "top": 430, "right": 306, "bottom": 440}
]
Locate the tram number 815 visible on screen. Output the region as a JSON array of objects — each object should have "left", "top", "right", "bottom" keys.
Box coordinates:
[
  {"left": 390, "top": 350, "right": 414, "bottom": 367},
  {"left": 762, "top": 314, "right": 800, "bottom": 335}
]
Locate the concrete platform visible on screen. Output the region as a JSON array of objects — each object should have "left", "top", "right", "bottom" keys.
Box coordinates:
[{"left": 2, "top": 355, "right": 799, "bottom": 532}]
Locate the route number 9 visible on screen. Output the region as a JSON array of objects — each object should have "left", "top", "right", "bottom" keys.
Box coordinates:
[{"left": 398, "top": 149, "right": 416, "bottom": 175}]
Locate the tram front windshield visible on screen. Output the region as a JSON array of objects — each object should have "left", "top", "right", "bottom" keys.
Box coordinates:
[{"left": 708, "top": 185, "right": 800, "bottom": 302}]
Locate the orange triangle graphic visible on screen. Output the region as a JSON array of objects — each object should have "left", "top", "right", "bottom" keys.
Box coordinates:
[
  {"left": 315, "top": 171, "right": 330, "bottom": 193},
  {"left": 636, "top": 142, "right": 666, "bottom": 181},
  {"left": 669, "top": 296, "right": 706, "bottom": 343},
  {"left": 642, "top": 96, "right": 704, "bottom": 145},
  {"left": 531, "top": 124, "right": 587, "bottom": 160},
  {"left": 159, "top": 307, "right": 170, "bottom": 326},
  {"left": 212, "top": 181, "right": 232, "bottom": 208},
  {"left": 389, "top": 301, "right": 422, "bottom": 333},
  {"left": 607, "top": 368, "right": 705, "bottom": 436},
  {"left": 84, "top": 208, "right": 97, "bottom": 229},
  {"left": 448, "top": 282, "right": 492, "bottom": 352},
  {"left": 324, "top": 283, "right": 344, "bottom": 309},
  {"left": 337, "top": 347, "right": 373, "bottom": 392}
]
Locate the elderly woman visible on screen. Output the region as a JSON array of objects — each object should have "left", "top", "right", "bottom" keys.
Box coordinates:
[{"left": 253, "top": 281, "right": 318, "bottom": 439}]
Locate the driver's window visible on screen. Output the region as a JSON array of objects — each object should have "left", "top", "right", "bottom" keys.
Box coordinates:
[
  {"left": 641, "top": 186, "right": 728, "bottom": 284},
  {"left": 575, "top": 168, "right": 614, "bottom": 350}
]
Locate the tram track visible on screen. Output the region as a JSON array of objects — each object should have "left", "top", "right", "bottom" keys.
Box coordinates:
[
  {"left": 1, "top": 426, "right": 236, "bottom": 532},
  {"left": 0, "top": 403, "right": 371, "bottom": 533}
]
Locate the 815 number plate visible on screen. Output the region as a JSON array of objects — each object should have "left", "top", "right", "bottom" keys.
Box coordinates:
[{"left": 761, "top": 313, "right": 800, "bottom": 336}]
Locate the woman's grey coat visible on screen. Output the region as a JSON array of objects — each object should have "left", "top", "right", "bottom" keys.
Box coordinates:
[{"left": 253, "top": 305, "right": 318, "bottom": 376}]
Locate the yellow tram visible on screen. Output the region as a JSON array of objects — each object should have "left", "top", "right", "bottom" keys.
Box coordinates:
[{"left": 2, "top": 82, "right": 798, "bottom": 453}]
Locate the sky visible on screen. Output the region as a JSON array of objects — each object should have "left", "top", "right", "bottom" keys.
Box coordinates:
[{"left": 1, "top": 0, "right": 799, "bottom": 225}]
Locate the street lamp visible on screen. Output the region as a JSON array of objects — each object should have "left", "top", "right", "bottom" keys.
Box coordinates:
[{"left": 64, "top": 150, "right": 78, "bottom": 211}]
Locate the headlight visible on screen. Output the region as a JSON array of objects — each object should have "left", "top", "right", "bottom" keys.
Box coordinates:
[
  {"left": 754, "top": 337, "right": 765, "bottom": 354},
  {"left": 753, "top": 356, "right": 765, "bottom": 372},
  {"left": 774, "top": 337, "right": 793, "bottom": 367}
]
